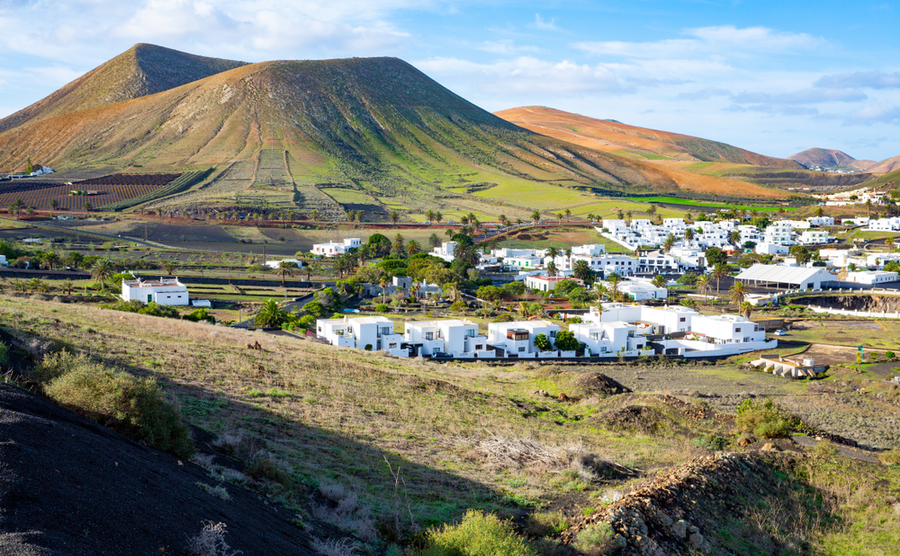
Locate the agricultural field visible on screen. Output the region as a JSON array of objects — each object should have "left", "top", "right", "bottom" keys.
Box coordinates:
[
  {"left": 0, "top": 173, "right": 181, "bottom": 210},
  {"left": 629, "top": 196, "right": 796, "bottom": 212},
  {"left": 498, "top": 227, "right": 631, "bottom": 253}
]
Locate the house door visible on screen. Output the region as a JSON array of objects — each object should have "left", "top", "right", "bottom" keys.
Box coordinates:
[{"left": 147, "top": 294, "right": 153, "bottom": 303}]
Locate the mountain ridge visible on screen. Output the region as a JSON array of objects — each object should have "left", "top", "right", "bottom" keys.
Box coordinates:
[{"left": 788, "top": 147, "right": 874, "bottom": 171}]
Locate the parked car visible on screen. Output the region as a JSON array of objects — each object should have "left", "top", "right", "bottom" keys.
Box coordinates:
[{"left": 773, "top": 330, "right": 787, "bottom": 336}]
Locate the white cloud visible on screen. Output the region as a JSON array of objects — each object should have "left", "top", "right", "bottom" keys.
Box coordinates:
[
  {"left": 530, "top": 13, "right": 559, "bottom": 31},
  {"left": 478, "top": 40, "right": 539, "bottom": 55},
  {"left": 845, "top": 103, "right": 900, "bottom": 125}
]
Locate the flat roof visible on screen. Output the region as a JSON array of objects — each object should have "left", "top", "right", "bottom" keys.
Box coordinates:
[{"left": 736, "top": 264, "right": 835, "bottom": 284}]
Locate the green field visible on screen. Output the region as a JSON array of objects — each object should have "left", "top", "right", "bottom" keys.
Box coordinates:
[{"left": 628, "top": 196, "right": 796, "bottom": 212}]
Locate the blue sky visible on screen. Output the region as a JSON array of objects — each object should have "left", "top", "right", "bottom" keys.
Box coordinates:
[{"left": 2, "top": 0, "right": 900, "bottom": 161}]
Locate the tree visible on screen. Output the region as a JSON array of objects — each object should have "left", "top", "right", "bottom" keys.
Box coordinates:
[
  {"left": 696, "top": 274, "right": 711, "bottom": 302},
  {"left": 533, "top": 333, "right": 552, "bottom": 351},
  {"left": 564, "top": 208, "right": 571, "bottom": 222},
  {"left": 547, "top": 261, "right": 558, "bottom": 277},
  {"left": 711, "top": 263, "right": 729, "bottom": 297},
  {"left": 429, "top": 233, "right": 441, "bottom": 248},
  {"left": 646, "top": 205, "right": 657, "bottom": 220},
  {"left": 306, "top": 260, "right": 322, "bottom": 281},
  {"left": 276, "top": 260, "right": 299, "bottom": 286},
  {"left": 651, "top": 274, "right": 667, "bottom": 290},
  {"left": 50, "top": 198, "right": 59, "bottom": 211},
  {"left": 679, "top": 298, "right": 697, "bottom": 310},
  {"left": 390, "top": 210, "right": 400, "bottom": 226},
  {"left": 556, "top": 213, "right": 564, "bottom": 226},
  {"left": 24, "top": 158, "right": 34, "bottom": 174},
  {"left": 65, "top": 251, "right": 83, "bottom": 269},
  {"left": 368, "top": 233, "right": 392, "bottom": 257},
  {"left": 606, "top": 272, "right": 622, "bottom": 301},
  {"left": 40, "top": 251, "right": 60, "bottom": 271},
  {"left": 91, "top": 258, "right": 113, "bottom": 290},
  {"left": 531, "top": 210, "right": 541, "bottom": 225},
  {"left": 729, "top": 280, "right": 747, "bottom": 307},
  {"left": 705, "top": 247, "right": 728, "bottom": 267},
  {"left": 83, "top": 200, "right": 92, "bottom": 212},
  {"left": 407, "top": 239, "right": 421, "bottom": 256},
  {"left": 684, "top": 228, "right": 694, "bottom": 241},
  {"left": 626, "top": 211, "right": 632, "bottom": 223},
  {"left": 435, "top": 211, "right": 443, "bottom": 224},
  {"left": 310, "top": 209, "right": 319, "bottom": 221},
  {"left": 885, "top": 236, "right": 895, "bottom": 250},
  {"left": 740, "top": 301, "right": 753, "bottom": 319},
  {"left": 61, "top": 280, "right": 74, "bottom": 296},
  {"left": 663, "top": 234, "right": 675, "bottom": 253},
  {"left": 815, "top": 206, "right": 825, "bottom": 218},
  {"left": 554, "top": 330, "right": 580, "bottom": 351},
  {"left": 255, "top": 299, "right": 289, "bottom": 328},
  {"left": 729, "top": 230, "right": 742, "bottom": 247},
  {"left": 162, "top": 260, "right": 176, "bottom": 276},
  {"left": 426, "top": 210, "right": 435, "bottom": 223},
  {"left": 572, "top": 259, "right": 596, "bottom": 287},
  {"left": 616, "top": 209, "right": 624, "bottom": 220}
]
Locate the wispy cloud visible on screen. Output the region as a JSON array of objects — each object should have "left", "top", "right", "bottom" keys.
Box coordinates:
[
  {"left": 815, "top": 71, "right": 900, "bottom": 90},
  {"left": 530, "top": 13, "right": 559, "bottom": 32},
  {"left": 845, "top": 103, "right": 900, "bottom": 125},
  {"left": 732, "top": 88, "right": 868, "bottom": 105},
  {"left": 477, "top": 40, "right": 539, "bottom": 55}
]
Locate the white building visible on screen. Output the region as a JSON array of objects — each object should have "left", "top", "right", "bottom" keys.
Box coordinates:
[
  {"left": 316, "top": 316, "right": 407, "bottom": 356},
  {"left": 487, "top": 321, "right": 560, "bottom": 357},
  {"left": 431, "top": 241, "right": 458, "bottom": 263},
  {"left": 404, "top": 319, "right": 490, "bottom": 358},
  {"left": 311, "top": 238, "right": 361, "bottom": 257},
  {"left": 807, "top": 216, "right": 835, "bottom": 226},
  {"left": 755, "top": 242, "right": 790, "bottom": 255},
  {"left": 590, "top": 304, "right": 697, "bottom": 335},
  {"left": 798, "top": 230, "right": 830, "bottom": 245},
  {"left": 569, "top": 320, "right": 649, "bottom": 357},
  {"left": 735, "top": 264, "right": 837, "bottom": 291},
  {"left": 503, "top": 254, "right": 544, "bottom": 270},
  {"left": 618, "top": 279, "right": 668, "bottom": 301},
  {"left": 264, "top": 258, "right": 304, "bottom": 269},
  {"left": 121, "top": 277, "right": 189, "bottom": 306},
  {"left": 572, "top": 244, "right": 606, "bottom": 256},
  {"left": 847, "top": 270, "right": 899, "bottom": 284},
  {"left": 525, "top": 275, "right": 573, "bottom": 293}
]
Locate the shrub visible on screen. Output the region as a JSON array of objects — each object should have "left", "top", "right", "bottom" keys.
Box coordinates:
[
  {"left": 43, "top": 352, "right": 194, "bottom": 458},
  {"left": 247, "top": 450, "right": 292, "bottom": 485},
  {"left": 574, "top": 523, "right": 620, "bottom": 555},
  {"left": 886, "top": 351, "right": 896, "bottom": 360},
  {"left": 417, "top": 510, "right": 536, "bottom": 556},
  {"left": 554, "top": 330, "right": 580, "bottom": 351},
  {"left": 186, "top": 521, "right": 239, "bottom": 556},
  {"left": 450, "top": 301, "right": 467, "bottom": 314},
  {"left": 184, "top": 308, "right": 215, "bottom": 323},
  {"left": 692, "top": 434, "right": 729, "bottom": 451},
  {"left": 735, "top": 398, "right": 798, "bottom": 439},
  {"left": 524, "top": 511, "right": 570, "bottom": 537},
  {"left": 375, "top": 303, "right": 389, "bottom": 313},
  {"left": 493, "top": 314, "right": 514, "bottom": 323}
]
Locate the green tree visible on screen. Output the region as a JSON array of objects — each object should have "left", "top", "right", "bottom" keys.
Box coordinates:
[
  {"left": 554, "top": 330, "right": 580, "bottom": 351},
  {"left": 91, "top": 258, "right": 113, "bottom": 290},
  {"left": 255, "top": 299, "right": 289, "bottom": 328},
  {"left": 705, "top": 247, "right": 728, "bottom": 267},
  {"left": 276, "top": 260, "right": 299, "bottom": 286},
  {"left": 531, "top": 210, "right": 541, "bottom": 225},
  {"left": 533, "top": 333, "right": 552, "bottom": 351},
  {"left": 663, "top": 234, "right": 675, "bottom": 253},
  {"left": 429, "top": 233, "right": 441, "bottom": 248},
  {"left": 605, "top": 272, "right": 622, "bottom": 301},
  {"left": 390, "top": 210, "right": 400, "bottom": 226},
  {"left": 684, "top": 228, "right": 694, "bottom": 241},
  {"left": 40, "top": 251, "right": 60, "bottom": 271},
  {"left": 161, "top": 260, "right": 176, "bottom": 276},
  {"left": 729, "top": 280, "right": 747, "bottom": 307},
  {"left": 50, "top": 198, "right": 59, "bottom": 210},
  {"left": 711, "top": 263, "right": 729, "bottom": 298},
  {"left": 24, "top": 158, "right": 33, "bottom": 174},
  {"left": 572, "top": 259, "right": 596, "bottom": 287}
]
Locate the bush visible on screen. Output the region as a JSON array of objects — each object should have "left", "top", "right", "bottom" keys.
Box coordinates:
[
  {"left": 735, "top": 398, "right": 798, "bottom": 439},
  {"left": 692, "top": 434, "right": 729, "bottom": 451},
  {"left": 184, "top": 308, "right": 215, "bottom": 323},
  {"left": 553, "top": 330, "right": 580, "bottom": 351},
  {"left": 524, "top": 511, "right": 570, "bottom": 537},
  {"left": 493, "top": 314, "right": 514, "bottom": 323},
  {"left": 886, "top": 351, "right": 896, "bottom": 360},
  {"left": 375, "top": 303, "right": 389, "bottom": 313},
  {"left": 574, "top": 523, "right": 620, "bottom": 555},
  {"left": 879, "top": 449, "right": 900, "bottom": 465},
  {"left": 42, "top": 351, "right": 194, "bottom": 458},
  {"left": 417, "top": 510, "right": 536, "bottom": 556},
  {"left": 450, "top": 301, "right": 467, "bottom": 314}
]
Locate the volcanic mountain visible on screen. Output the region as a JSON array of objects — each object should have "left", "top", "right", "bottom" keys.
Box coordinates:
[
  {"left": 0, "top": 44, "right": 246, "bottom": 134},
  {"left": 788, "top": 148, "right": 875, "bottom": 171}
]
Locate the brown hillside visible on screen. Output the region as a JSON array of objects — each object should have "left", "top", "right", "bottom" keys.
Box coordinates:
[
  {"left": 495, "top": 106, "right": 790, "bottom": 199},
  {"left": 0, "top": 43, "right": 246, "bottom": 134},
  {"left": 788, "top": 148, "right": 874, "bottom": 171},
  {"left": 495, "top": 106, "right": 801, "bottom": 169},
  {"left": 865, "top": 155, "right": 900, "bottom": 174}
]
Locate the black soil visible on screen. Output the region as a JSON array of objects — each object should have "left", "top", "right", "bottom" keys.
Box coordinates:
[{"left": 0, "top": 383, "right": 315, "bottom": 555}]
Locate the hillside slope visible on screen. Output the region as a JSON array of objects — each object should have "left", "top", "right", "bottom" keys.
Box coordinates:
[
  {"left": 495, "top": 106, "right": 802, "bottom": 169},
  {"left": 0, "top": 382, "right": 315, "bottom": 555},
  {"left": 0, "top": 44, "right": 246, "bottom": 136},
  {"left": 865, "top": 155, "right": 900, "bottom": 174}
]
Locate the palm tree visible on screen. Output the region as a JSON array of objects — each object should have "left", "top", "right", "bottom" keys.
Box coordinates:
[
  {"left": 740, "top": 301, "right": 753, "bottom": 319},
  {"left": 651, "top": 274, "right": 667, "bottom": 290},
  {"left": 679, "top": 298, "right": 697, "bottom": 310},
  {"left": 531, "top": 210, "right": 541, "bottom": 225},
  {"left": 663, "top": 234, "right": 675, "bottom": 253},
  {"left": 310, "top": 209, "right": 319, "bottom": 221},
  {"left": 390, "top": 210, "right": 400, "bottom": 226},
  {"left": 61, "top": 280, "right": 74, "bottom": 296},
  {"left": 885, "top": 236, "right": 895, "bottom": 250},
  {"left": 729, "top": 230, "right": 742, "bottom": 247},
  {"left": 518, "top": 301, "right": 533, "bottom": 319},
  {"left": 255, "top": 299, "right": 288, "bottom": 328},
  {"left": 426, "top": 210, "right": 435, "bottom": 223},
  {"left": 407, "top": 240, "right": 422, "bottom": 256},
  {"left": 729, "top": 280, "right": 747, "bottom": 307},
  {"left": 626, "top": 211, "right": 632, "bottom": 224},
  {"left": 162, "top": 260, "right": 176, "bottom": 276},
  {"left": 815, "top": 206, "right": 825, "bottom": 218},
  {"left": 50, "top": 198, "right": 59, "bottom": 211},
  {"left": 435, "top": 211, "right": 443, "bottom": 224},
  {"left": 684, "top": 228, "right": 694, "bottom": 242},
  {"left": 606, "top": 272, "right": 622, "bottom": 302},
  {"left": 66, "top": 251, "right": 83, "bottom": 269},
  {"left": 40, "top": 251, "right": 60, "bottom": 271},
  {"left": 498, "top": 214, "right": 508, "bottom": 228},
  {"left": 556, "top": 213, "right": 564, "bottom": 226},
  {"left": 460, "top": 215, "right": 469, "bottom": 226},
  {"left": 646, "top": 204, "right": 657, "bottom": 221},
  {"left": 711, "top": 263, "right": 728, "bottom": 298},
  {"left": 91, "top": 258, "right": 113, "bottom": 290},
  {"left": 696, "top": 274, "right": 711, "bottom": 303},
  {"left": 276, "top": 260, "right": 298, "bottom": 286},
  {"left": 547, "top": 261, "right": 558, "bottom": 277},
  {"left": 616, "top": 209, "right": 624, "bottom": 220},
  {"left": 429, "top": 233, "right": 441, "bottom": 248},
  {"left": 306, "top": 260, "right": 322, "bottom": 281}
]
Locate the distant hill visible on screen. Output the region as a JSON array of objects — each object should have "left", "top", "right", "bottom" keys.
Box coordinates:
[
  {"left": 495, "top": 106, "right": 802, "bottom": 169},
  {"left": 0, "top": 43, "right": 247, "bottom": 134},
  {"left": 864, "top": 155, "right": 900, "bottom": 174},
  {"left": 788, "top": 148, "right": 874, "bottom": 171}
]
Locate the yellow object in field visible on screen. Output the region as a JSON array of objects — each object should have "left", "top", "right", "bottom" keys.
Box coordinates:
[{"left": 838, "top": 266, "right": 849, "bottom": 280}]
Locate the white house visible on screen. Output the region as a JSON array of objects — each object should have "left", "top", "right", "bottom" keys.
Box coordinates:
[
  {"left": 487, "top": 320, "right": 559, "bottom": 357},
  {"left": 503, "top": 254, "right": 544, "bottom": 270},
  {"left": 431, "top": 241, "right": 458, "bottom": 263},
  {"left": 121, "top": 277, "right": 189, "bottom": 306},
  {"left": 798, "top": 230, "right": 830, "bottom": 245},
  {"left": 264, "top": 258, "right": 304, "bottom": 269},
  {"left": 0, "top": 255, "right": 6, "bottom": 267},
  {"left": 847, "top": 270, "right": 899, "bottom": 284},
  {"left": 525, "top": 275, "right": 572, "bottom": 293},
  {"left": 755, "top": 242, "right": 790, "bottom": 255},
  {"left": 569, "top": 320, "right": 649, "bottom": 357},
  {"left": 807, "top": 216, "right": 835, "bottom": 226},
  {"left": 618, "top": 279, "right": 667, "bottom": 301},
  {"left": 589, "top": 303, "right": 697, "bottom": 335},
  {"left": 572, "top": 244, "right": 606, "bottom": 256},
  {"left": 311, "top": 238, "right": 361, "bottom": 257},
  {"left": 316, "top": 316, "right": 407, "bottom": 356},
  {"left": 656, "top": 314, "right": 773, "bottom": 357},
  {"left": 404, "top": 319, "right": 491, "bottom": 358}
]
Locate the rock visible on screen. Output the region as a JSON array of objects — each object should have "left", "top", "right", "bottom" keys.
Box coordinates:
[
  {"left": 689, "top": 532, "right": 704, "bottom": 550},
  {"left": 761, "top": 442, "right": 781, "bottom": 452},
  {"left": 672, "top": 519, "right": 687, "bottom": 539},
  {"left": 688, "top": 525, "right": 699, "bottom": 534}
]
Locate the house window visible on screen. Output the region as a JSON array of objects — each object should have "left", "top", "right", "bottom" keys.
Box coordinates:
[
  {"left": 549, "top": 331, "right": 557, "bottom": 338},
  {"left": 475, "top": 345, "right": 483, "bottom": 350},
  {"left": 425, "top": 332, "right": 433, "bottom": 340},
  {"left": 735, "top": 327, "right": 741, "bottom": 333},
  {"left": 518, "top": 346, "right": 526, "bottom": 352},
  {"left": 467, "top": 329, "right": 476, "bottom": 337},
  {"left": 381, "top": 327, "right": 391, "bottom": 335},
  {"left": 680, "top": 317, "right": 686, "bottom": 322},
  {"left": 590, "top": 332, "right": 600, "bottom": 340}
]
